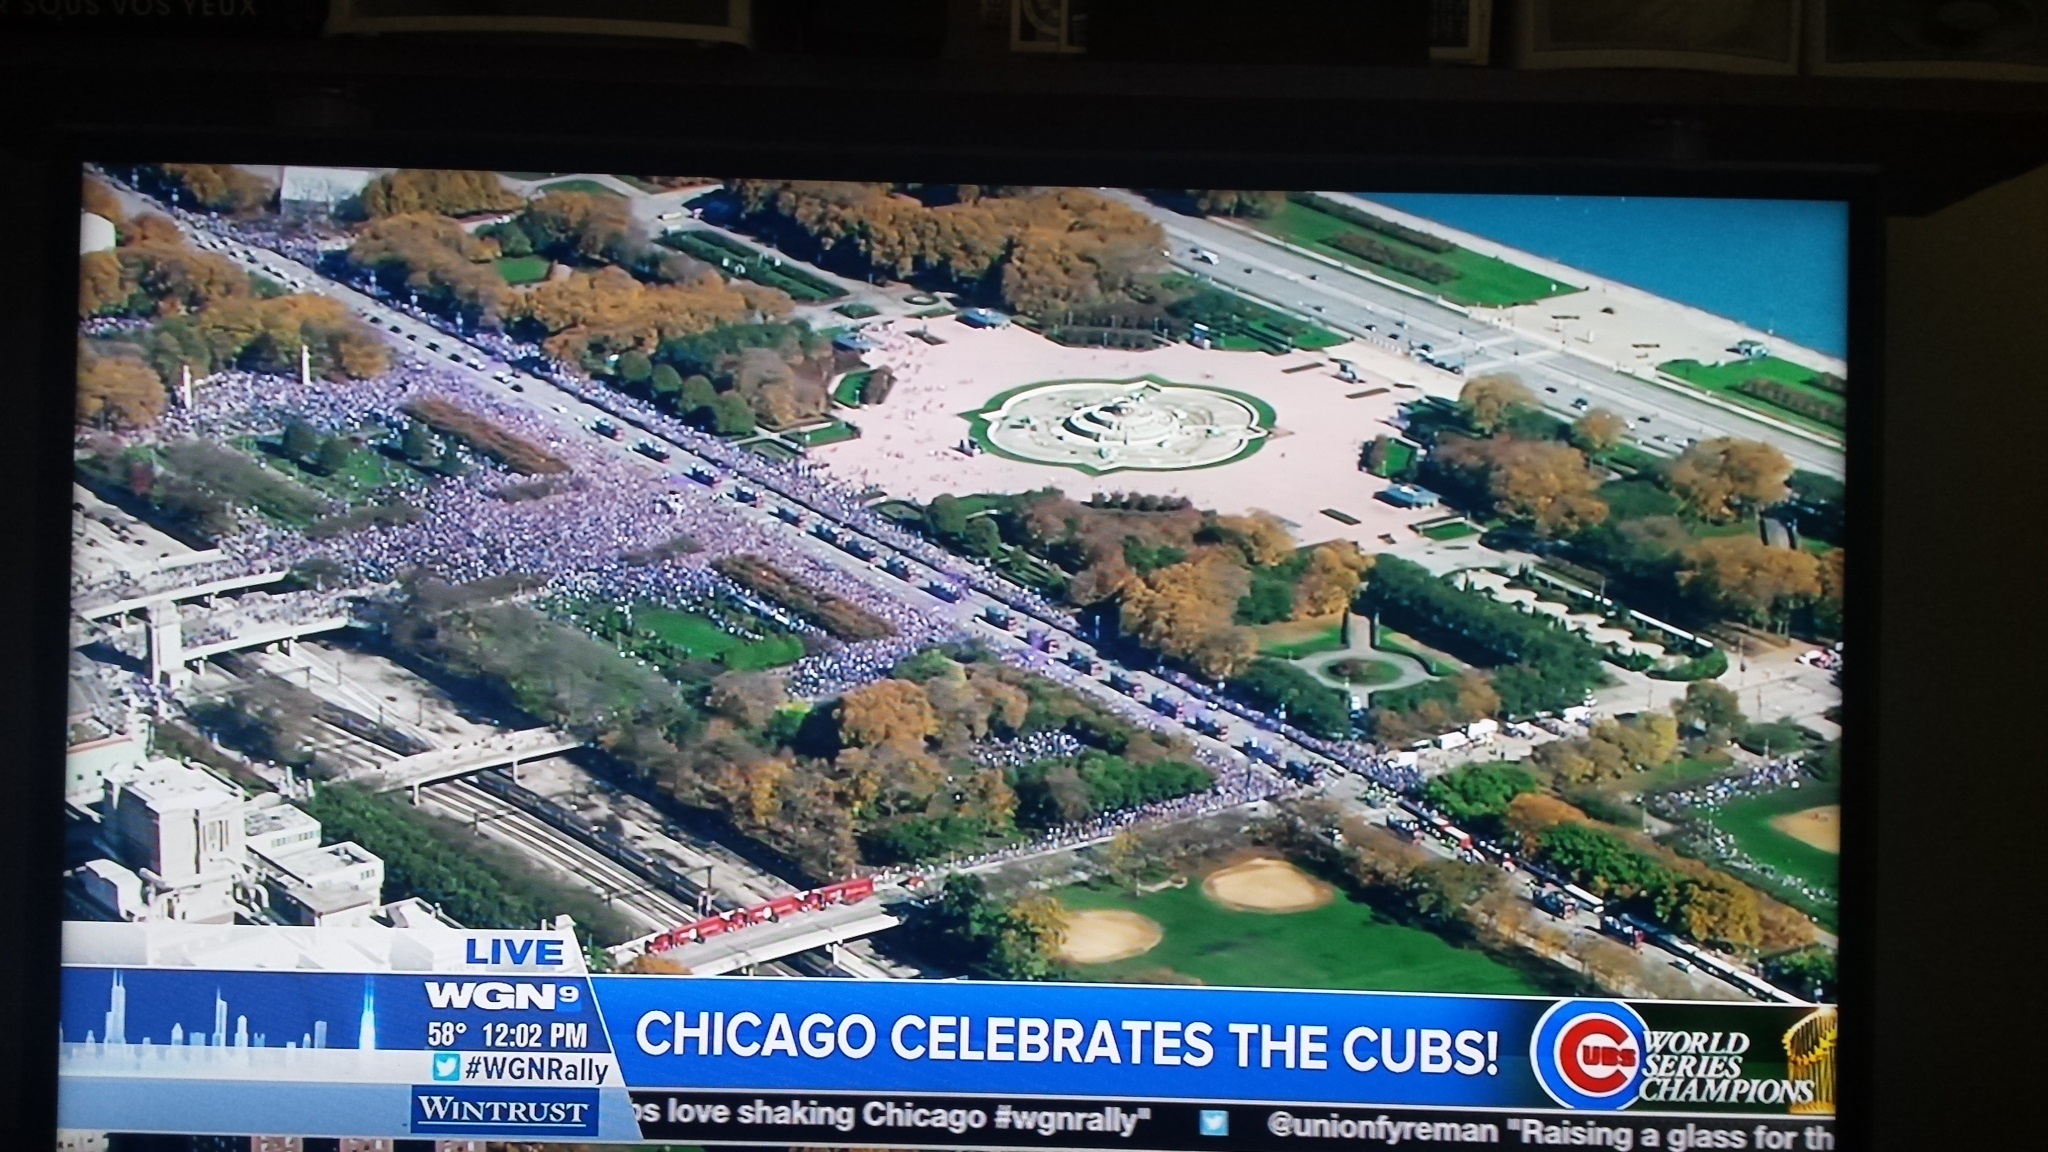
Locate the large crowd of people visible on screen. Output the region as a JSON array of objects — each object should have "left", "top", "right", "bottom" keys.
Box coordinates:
[{"left": 83, "top": 177, "right": 1389, "bottom": 883}]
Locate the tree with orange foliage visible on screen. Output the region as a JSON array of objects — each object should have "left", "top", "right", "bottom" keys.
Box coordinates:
[
  {"left": 347, "top": 213, "right": 511, "bottom": 328},
  {"left": 155, "top": 164, "right": 274, "bottom": 215},
  {"left": 1570, "top": 407, "right": 1628, "bottom": 454},
  {"left": 1666, "top": 437, "right": 1793, "bottom": 522},
  {"left": 81, "top": 176, "right": 125, "bottom": 225},
  {"left": 76, "top": 346, "right": 166, "bottom": 429},
  {"left": 359, "top": 169, "right": 522, "bottom": 218},
  {"left": 519, "top": 191, "right": 635, "bottom": 264},
  {"left": 1457, "top": 374, "right": 1537, "bottom": 433},
  {"left": 514, "top": 266, "right": 776, "bottom": 369},
  {"left": 1503, "top": 792, "right": 1590, "bottom": 853},
  {"left": 1121, "top": 552, "right": 1258, "bottom": 679},
  {"left": 837, "top": 679, "right": 940, "bottom": 749},
  {"left": 1293, "top": 542, "right": 1372, "bottom": 619},
  {"left": 1209, "top": 510, "right": 1295, "bottom": 568},
  {"left": 1680, "top": 535, "right": 1822, "bottom": 625}
]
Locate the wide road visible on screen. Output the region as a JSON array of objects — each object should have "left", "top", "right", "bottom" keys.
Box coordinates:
[{"left": 1105, "top": 192, "right": 1846, "bottom": 480}]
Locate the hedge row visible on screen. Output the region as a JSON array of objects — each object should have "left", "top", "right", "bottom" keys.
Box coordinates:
[
  {"left": 1733, "top": 378, "right": 1846, "bottom": 429},
  {"left": 714, "top": 554, "right": 895, "bottom": 641},
  {"left": 1364, "top": 556, "right": 1608, "bottom": 715},
  {"left": 1327, "top": 232, "right": 1460, "bottom": 285},
  {"left": 404, "top": 397, "right": 570, "bottom": 475},
  {"left": 659, "top": 231, "right": 845, "bottom": 302},
  {"left": 1288, "top": 192, "right": 1456, "bottom": 253}
]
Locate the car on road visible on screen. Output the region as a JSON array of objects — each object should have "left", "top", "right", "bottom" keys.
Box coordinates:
[
  {"left": 1636, "top": 414, "right": 1653, "bottom": 423},
  {"left": 405, "top": 333, "right": 417, "bottom": 342},
  {"left": 1191, "top": 247, "right": 1218, "bottom": 264},
  {"left": 509, "top": 382, "right": 525, "bottom": 392},
  {"left": 426, "top": 340, "right": 440, "bottom": 351},
  {"left": 388, "top": 324, "right": 402, "bottom": 333},
  {"left": 549, "top": 404, "right": 566, "bottom": 414},
  {"left": 1544, "top": 385, "right": 1559, "bottom": 393},
  {"left": 1570, "top": 397, "right": 1589, "bottom": 409},
  {"left": 656, "top": 211, "right": 684, "bottom": 221},
  {"left": 448, "top": 352, "right": 463, "bottom": 363}
]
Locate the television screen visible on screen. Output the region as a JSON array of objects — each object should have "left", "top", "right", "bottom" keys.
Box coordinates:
[{"left": 62, "top": 166, "right": 1848, "bottom": 1150}]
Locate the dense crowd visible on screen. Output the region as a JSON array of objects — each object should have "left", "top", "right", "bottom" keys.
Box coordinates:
[
  {"left": 85, "top": 183, "right": 1400, "bottom": 878},
  {"left": 1648, "top": 756, "right": 1838, "bottom": 908}
]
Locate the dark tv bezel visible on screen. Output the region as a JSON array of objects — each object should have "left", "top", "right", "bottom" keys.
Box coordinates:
[{"left": 3, "top": 134, "right": 1880, "bottom": 1152}]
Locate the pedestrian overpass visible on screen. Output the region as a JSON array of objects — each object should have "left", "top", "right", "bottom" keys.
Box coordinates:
[
  {"left": 368, "top": 727, "right": 586, "bottom": 795},
  {"left": 617, "top": 900, "right": 902, "bottom": 976}
]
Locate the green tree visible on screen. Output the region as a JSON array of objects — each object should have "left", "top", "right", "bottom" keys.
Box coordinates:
[
  {"left": 399, "top": 420, "right": 436, "bottom": 465},
  {"left": 1424, "top": 763, "right": 1541, "bottom": 834},
  {"left": 925, "top": 494, "right": 970, "bottom": 541},
  {"left": 678, "top": 374, "right": 719, "bottom": 418},
  {"left": 491, "top": 221, "right": 534, "bottom": 258},
  {"left": 1674, "top": 680, "right": 1745, "bottom": 743},
  {"left": 313, "top": 435, "right": 354, "bottom": 477},
  {"left": 281, "top": 418, "right": 321, "bottom": 464},
  {"left": 963, "top": 515, "right": 1004, "bottom": 558},
  {"left": 650, "top": 363, "right": 683, "bottom": 402},
  {"left": 916, "top": 873, "right": 1060, "bottom": 981},
  {"left": 709, "top": 392, "right": 756, "bottom": 436},
  {"left": 616, "top": 349, "right": 654, "bottom": 386}
]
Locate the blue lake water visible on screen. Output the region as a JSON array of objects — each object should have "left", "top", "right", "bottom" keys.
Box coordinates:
[{"left": 1358, "top": 193, "right": 1849, "bottom": 358}]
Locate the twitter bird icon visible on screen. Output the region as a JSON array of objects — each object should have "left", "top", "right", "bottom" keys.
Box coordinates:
[{"left": 431, "top": 1052, "right": 462, "bottom": 1082}]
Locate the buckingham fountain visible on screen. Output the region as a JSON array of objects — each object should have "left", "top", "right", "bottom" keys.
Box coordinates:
[{"left": 968, "top": 377, "right": 1272, "bottom": 473}]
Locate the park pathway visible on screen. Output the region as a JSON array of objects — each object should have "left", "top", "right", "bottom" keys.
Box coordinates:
[{"left": 1298, "top": 612, "right": 1435, "bottom": 699}]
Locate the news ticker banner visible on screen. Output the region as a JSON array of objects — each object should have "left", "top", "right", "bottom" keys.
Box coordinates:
[{"left": 57, "top": 923, "right": 1837, "bottom": 1146}]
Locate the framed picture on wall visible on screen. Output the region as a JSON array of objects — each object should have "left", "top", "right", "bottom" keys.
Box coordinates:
[
  {"left": 1011, "top": 0, "right": 1086, "bottom": 53},
  {"left": 1432, "top": 0, "right": 1495, "bottom": 64},
  {"left": 1808, "top": 0, "right": 2048, "bottom": 78},
  {"left": 1514, "top": 0, "right": 1802, "bottom": 73},
  {"left": 327, "top": 0, "right": 754, "bottom": 46}
]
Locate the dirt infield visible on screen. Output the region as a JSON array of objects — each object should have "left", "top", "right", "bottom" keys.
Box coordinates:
[
  {"left": 1769, "top": 805, "right": 1841, "bottom": 854},
  {"left": 1202, "top": 857, "right": 1336, "bottom": 914},
  {"left": 1055, "top": 909, "right": 1164, "bottom": 964}
]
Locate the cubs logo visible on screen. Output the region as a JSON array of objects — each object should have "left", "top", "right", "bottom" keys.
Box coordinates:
[{"left": 1531, "top": 999, "right": 1648, "bottom": 1111}]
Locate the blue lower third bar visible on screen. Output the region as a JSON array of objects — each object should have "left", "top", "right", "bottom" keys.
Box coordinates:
[
  {"left": 410, "top": 1084, "right": 602, "bottom": 1137},
  {"left": 60, "top": 1077, "right": 639, "bottom": 1141}
]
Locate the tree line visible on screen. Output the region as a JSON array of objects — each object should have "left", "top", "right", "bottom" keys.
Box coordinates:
[{"left": 726, "top": 181, "right": 1165, "bottom": 319}]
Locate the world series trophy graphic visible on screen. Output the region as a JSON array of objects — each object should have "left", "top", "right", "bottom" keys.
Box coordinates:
[{"left": 1783, "top": 1006, "right": 1838, "bottom": 1116}]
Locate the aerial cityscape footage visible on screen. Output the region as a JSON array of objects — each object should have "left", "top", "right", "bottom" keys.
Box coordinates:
[{"left": 65, "top": 167, "right": 1845, "bottom": 1032}]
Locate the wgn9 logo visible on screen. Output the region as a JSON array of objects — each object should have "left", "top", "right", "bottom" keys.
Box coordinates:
[{"left": 1530, "top": 1000, "right": 1648, "bottom": 1110}]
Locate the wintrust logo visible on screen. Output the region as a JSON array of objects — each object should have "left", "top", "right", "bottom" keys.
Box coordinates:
[{"left": 1531, "top": 1000, "right": 1648, "bottom": 1111}]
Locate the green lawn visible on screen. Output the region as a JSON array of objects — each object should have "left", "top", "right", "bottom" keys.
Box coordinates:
[
  {"left": 1706, "top": 782, "right": 1840, "bottom": 894},
  {"left": 534, "top": 178, "right": 625, "bottom": 198},
  {"left": 794, "top": 420, "right": 858, "bottom": 448},
  {"left": 1254, "top": 199, "right": 1580, "bottom": 309},
  {"left": 501, "top": 171, "right": 561, "bottom": 181},
  {"left": 1371, "top": 438, "right": 1417, "bottom": 478},
  {"left": 834, "top": 301, "right": 880, "bottom": 319},
  {"left": 496, "top": 254, "right": 552, "bottom": 285},
  {"left": 634, "top": 607, "right": 804, "bottom": 671},
  {"left": 637, "top": 607, "right": 745, "bottom": 659},
  {"left": 833, "top": 370, "right": 874, "bottom": 408},
  {"left": 1375, "top": 625, "right": 1464, "bottom": 676},
  {"left": 1614, "top": 757, "right": 1736, "bottom": 798},
  {"left": 1657, "top": 356, "right": 1845, "bottom": 438},
  {"left": 238, "top": 435, "right": 415, "bottom": 506},
  {"left": 1599, "top": 478, "right": 1681, "bottom": 521},
  {"left": 1056, "top": 879, "right": 1547, "bottom": 994},
  {"left": 1258, "top": 624, "right": 1345, "bottom": 660},
  {"left": 1418, "top": 520, "right": 1480, "bottom": 541}
]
